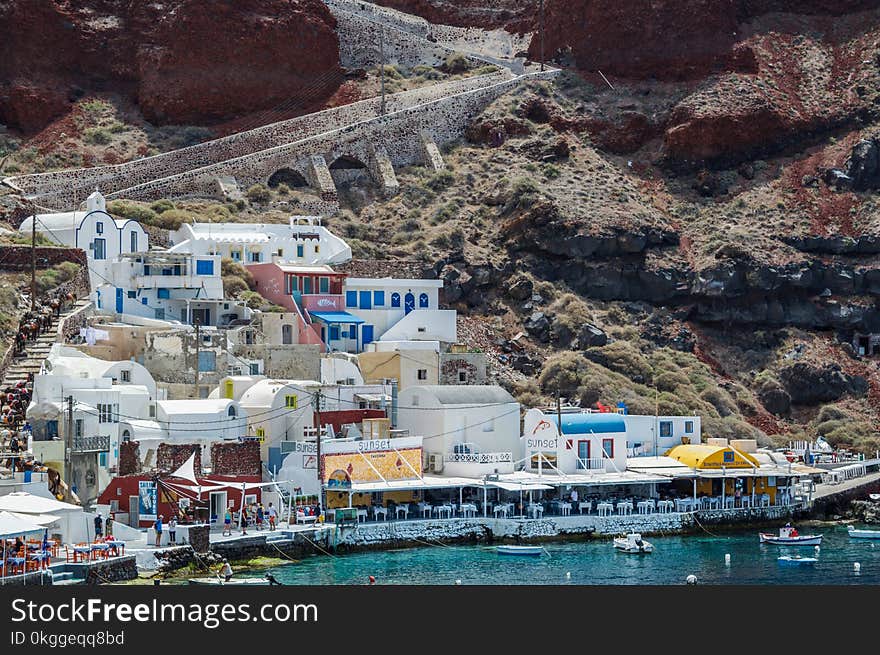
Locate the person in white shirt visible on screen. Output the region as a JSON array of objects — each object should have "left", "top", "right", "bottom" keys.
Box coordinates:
[
  {"left": 220, "top": 559, "right": 233, "bottom": 582},
  {"left": 267, "top": 503, "right": 278, "bottom": 531},
  {"left": 570, "top": 489, "right": 579, "bottom": 507}
]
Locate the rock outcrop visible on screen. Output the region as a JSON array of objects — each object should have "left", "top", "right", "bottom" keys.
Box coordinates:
[{"left": 0, "top": 0, "right": 343, "bottom": 132}]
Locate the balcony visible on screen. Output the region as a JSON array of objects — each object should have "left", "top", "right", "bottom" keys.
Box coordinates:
[
  {"left": 442, "top": 451, "right": 514, "bottom": 477},
  {"left": 135, "top": 274, "right": 198, "bottom": 289},
  {"left": 71, "top": 435, "right": 111, "bottom": 453},
  {"left": 575, "top": 457, "right": 608, "bottom": 471}
]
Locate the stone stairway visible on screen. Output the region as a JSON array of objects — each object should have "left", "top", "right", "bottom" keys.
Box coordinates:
[{"left": 1, "top": 300, "right": 91, "bottom": 389}]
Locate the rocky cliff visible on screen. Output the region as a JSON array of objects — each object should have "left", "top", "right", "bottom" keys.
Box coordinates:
[{"left": 0, "top": 0, "right": 343, "bottom": 132}]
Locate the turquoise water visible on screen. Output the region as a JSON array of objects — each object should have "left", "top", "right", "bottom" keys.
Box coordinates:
[{"left": 255, "top": 524, "right": 880, "bottom": 585}]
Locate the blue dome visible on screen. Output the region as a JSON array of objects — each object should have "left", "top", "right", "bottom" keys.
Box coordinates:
[{"left": 552, "top": 413, "right": 626, "bottom": 435}]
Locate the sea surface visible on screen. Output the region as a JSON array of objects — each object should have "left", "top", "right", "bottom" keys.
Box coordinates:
[{"left": 248, "top": 523, "right": 880, "bottom": 585}]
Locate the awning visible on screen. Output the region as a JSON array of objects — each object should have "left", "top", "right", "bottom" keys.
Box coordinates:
[
  {"left": 349, "top": 476, "right": 476, "bottom": 493},
  {"left": 354, "top": 393, "right": 391, "bottom": 403},
  {"left": 309, "top": 311, "right": 365, "bottom": 324},
  {"left": 0, "top": 511, "right": 44, "bottom": 539},
  {"left": 7, "top": 511, "right": 60, "bottom": 526},
  {"left": 481, "top": 481, "right": 554, "bottom": 492}
]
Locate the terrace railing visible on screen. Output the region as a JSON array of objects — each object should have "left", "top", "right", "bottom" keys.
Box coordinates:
[
  {"left": 71, "top": 435, "right": 111, "bottom": 452},
  {"left": 446, "top": 452, "right": 512, "bottom": 465}
]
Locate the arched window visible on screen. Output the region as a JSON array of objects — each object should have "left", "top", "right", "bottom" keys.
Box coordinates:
[
  {"left": 391, "top": 292, "right": 401, "bottom": 308},
  {"left": 404, "top": 293, "right": 415, "bottom": 315},
  {"left": 121, "top": 430, "right": 131, "bottom": 442},
  {"left": 419, "top": 293, "right": 429, "bottom": 308},
  {"left": 228, "top": 406, "right": 237, "bottom": 418},
  {"left": 282, "top": 324, "right": 293, "bottom": 345}
]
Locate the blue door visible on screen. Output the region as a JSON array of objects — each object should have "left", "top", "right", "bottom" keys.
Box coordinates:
[
  {"left": 404, "top": 292, "right": 415, "bottom": 315},
  {"left": 362, "top": 325, "right": 374, "bottom": 345},
  {"left": 115, "top": 288, "right": 123, "bottom": 313},
  {"left": 577, "top": 440, "right": 590, "bottom": 469},
  {"left": 359, "top": 291, "right": 372, "bottom": 310}
]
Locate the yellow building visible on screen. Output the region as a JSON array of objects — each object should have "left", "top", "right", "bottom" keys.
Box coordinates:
[{"left": 664, "top": 443, "right": 781, "bottom": 503}]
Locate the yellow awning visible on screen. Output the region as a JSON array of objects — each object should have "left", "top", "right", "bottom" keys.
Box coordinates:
[{"left": 664, "top": 444, "right": 759, "bottom": 470}]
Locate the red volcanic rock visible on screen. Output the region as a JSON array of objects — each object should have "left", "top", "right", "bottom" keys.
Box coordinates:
[
  {"left": 372, "top": 0, "right": 537, "bottom": 32},
  {"left": 0, "top": 0, "right": 342, "bottom": 132}
]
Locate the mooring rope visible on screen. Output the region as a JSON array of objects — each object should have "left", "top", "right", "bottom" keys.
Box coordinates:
[
  {"left": 297, "top": 529, "right": 338, "bottom": 558},
  {"left": 691, "top": 511, "right": 728, "bottom": 538}
]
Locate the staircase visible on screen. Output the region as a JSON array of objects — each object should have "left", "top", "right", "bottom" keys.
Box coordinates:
[{"left": 1, "top": 300, "right": 91, "bottom": 388}]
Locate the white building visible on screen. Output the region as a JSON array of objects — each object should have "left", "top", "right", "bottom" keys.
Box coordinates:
[
  {"left": 396, "top": 385, "right": 520, "bottom": 477},
  {"left": 522, "top": 409, "right": 629, "bottom": 475},
  {"left": 168, "top": 216, "right": 352, "bottom": 266},
  {"left": 622, "top": 413, "right": 701, "bottom": 457},
  {"left": 19, "top": 190, "right": 149, "bottom": 290},
  {"left": 94, "top": 249, "right": 251, "bottom": 327},
  {"left": 27, "top": 345, "right": 158, "bottom": 474},
  {"left": 342, "top": 277, "right": 456, "bottom": 344}
]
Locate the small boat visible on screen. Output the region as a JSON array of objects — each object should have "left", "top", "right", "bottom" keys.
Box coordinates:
[
  {"left": 759, "top": 526, "right": 822, "bottom": 546},
  {"left": 613, "top": 533, "right": 653, "bottom": 554},
  {"left": 187, "top": 577, "right": 270, "bottom": 586},
  {"left": 869, "top": 493, "right": 880, "bottom": 501},
  {"left": 848, "top": 525, "right": 880, "bottom": 539},
  {"left": 495, "top": 545, "right": 544, "bottom": 556},
  {"left": 778, "top": 555, "right": 818, "bottom": 566}
]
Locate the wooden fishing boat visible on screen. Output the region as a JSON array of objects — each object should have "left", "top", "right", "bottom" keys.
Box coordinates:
[
  {"left": 495, "top": 545, "right": 544, "bottom": 556},
  {"left": 848, "top": 525, "right": 880, "bottom": 539},
  {"left": 759, "top": 526, "right": 822, "bottom": 546}
]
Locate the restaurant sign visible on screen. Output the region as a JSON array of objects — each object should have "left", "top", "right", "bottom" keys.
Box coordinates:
[{"left": 321, "top": 444, "right": 423, "bottom": 484}]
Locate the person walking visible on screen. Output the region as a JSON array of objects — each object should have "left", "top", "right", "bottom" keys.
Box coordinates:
[
  {"left": 106, "top": 513, "right": 114, "bottom": 538},
  {"left": 267, "top": 503, "right": 277, "bottom": 531},
  {"left": 168, "top": 516, "right": 177, "bottom": 545},
  {"left": 94, "top": 514, "right": 103, "bottom": 541},
  {"left": 154, "top": 514, "right": 163, "bottom": 547},
  {"left": 223, "top": 508, "right": 232, "bottom": 537},
  {"left": 239, "top": 506, "right": 249, "bottom": 536},
  {"left": 256, "top": 503, "right": 264, "bottom": 531}
]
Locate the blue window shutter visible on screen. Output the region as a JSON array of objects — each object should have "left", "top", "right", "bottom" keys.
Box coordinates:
[
  {"left": 196, "top": 260, "right": 214, "bottom": 275},
  {"left": 419, "top": 293, "right": 429, "bottom": 308},
  {"left": 391, "top": 293, "right": 400, "bottom": 308},
  {"left": 141, "top": 298, "right": 148, "bottom": 305},
  {"left": 374, "top": 291, "right": 385, "bottom": 306},
  {"left": 329, "top": 325, "right": 340, "bottom": 341},
  {"left": 346, "top": 291, "right": 357, "bottom": 308},
  {"left": 157, "top": 288, "right": 170, "bottom": 299},
  {"left": 198, "top": 350, "right": 216, "bottom": 372},
  {"left": 296, "top": 244, "right": 304, "bottom": 258}
]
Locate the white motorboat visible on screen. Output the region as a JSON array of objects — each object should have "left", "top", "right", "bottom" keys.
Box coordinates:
[
  {"left": 759, "top": 526, "right": 823, "bottom": 546},
  {"left": 848, "top": 525, "right": 880, "bottom": 539},
  {"left": 496, "top": 545, "right": 544, "bottom": 556},
  {"left": 778, "top": 555, "right": 817, "bottom": 566},
  {"left": 613, "top": 533, "right": 653, "bottom": 554}
]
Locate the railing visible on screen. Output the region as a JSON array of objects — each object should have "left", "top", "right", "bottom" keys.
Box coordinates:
[
  {"left": 446, "top": 452, "right": 512, "bottom": 464},
  {"left": 71, "top": 435, "right": 111, "bottom": 452},
  {"left": 576, "top": 458, "right": 607, "bottom": 471}
]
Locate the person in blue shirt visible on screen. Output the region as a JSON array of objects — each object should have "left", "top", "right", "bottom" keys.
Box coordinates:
[{"left": 154, "top": 514, "right": 163, "bottom": 547}]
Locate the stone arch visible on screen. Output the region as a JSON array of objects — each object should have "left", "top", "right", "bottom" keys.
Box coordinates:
[
  {"left": 268, "top": 168, "right": 308, "bottom": 188},
  {"left": 328, "top": 155, "right": 370, "bottom": 189}
]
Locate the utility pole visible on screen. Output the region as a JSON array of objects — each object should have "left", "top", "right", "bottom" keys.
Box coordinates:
[
  {"left": 539, "top": 0, "right": 545, "bottom": 72},
  {"left": 30, "top": 215, "right": 36, "bottom": 312},
  {"left": 556, "top": 389, "right": 563, "bottom": 465},
  {"left": 65, "top": 394, "right": 74, "bottom": 495},
  {"left": 193, "top": 320, "right": 201, "bottom": 399},
  {"left": 313, "top": 389, "right": 325, "bottom": 514},
  {"left": 379, "top": 28, "right": 386, "bottom": 116}
]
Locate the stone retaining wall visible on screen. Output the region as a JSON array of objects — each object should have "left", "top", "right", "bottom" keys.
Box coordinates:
[{"left": 83, "top": 555, "right": 138, "bottom": 584}]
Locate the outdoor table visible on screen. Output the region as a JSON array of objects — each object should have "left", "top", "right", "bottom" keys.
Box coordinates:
[
  {"left": 656, "top": 500, "right": 673, "bottom": 513},
  {"left": 493, "top": 504, "right": 509, "bottom": 518},
  {"left": 674, "top": 498, "right": 693, "bottom": 512},
  {"left": 6, "top": 556, "right": 26, "bottom": 574},
  {"left": 433, "top": 505, "right": 452, "bottom": 519},
  {"left": 28, "top": 551, "right": 50, "bottom": 570},
  {"left": 578, "top": 501, "right": 592, "bottom": 514},
  {"left": 459, "top": 503, "right": 477, "bottom": 518},
  {"left": 356, "top": 509, "right": 368, "bottom": 523},
  {"left": 707, "top": 497, "right": 720, "bottom": 510},
  {"left": 597, "top": 502, "right": 614, "bottom": 517},
  {"left": 372, "top": 506, "right": 388, "bottom": 521},
  {"left": 759, "top": 494, "right": 771, "bottom": 507},
  {"left": 636, "top": 500, "right": 654, "bottom": 515},
  {"left": 90, "top": 543, "right": 110, "bottom": 560},
  {"left": 417, "top": 503, "right": 432, "bottom": 518},
  {"left": 105, "top": 540, "right": 125, "bottom": 557},
  {"left": 617, "top": 501, "right": 633, "bottom": 516},
  {"left": 526, "top": 503, "right": 544, "bottom": 519},
  {"left": 395, "top": 505, "right": 409, "bottom": 519},
  {"left": 559, "top": 502, "right": 572, "bottom": 516},
  {"left": 73, "top": 546, "right": 91, "bottom": 562},
  {"left": 722, "top": 497, "right": 735, "bottom": 509},
  {"left": 740, "top": 496, "right": 752, "bottom": 509}
]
